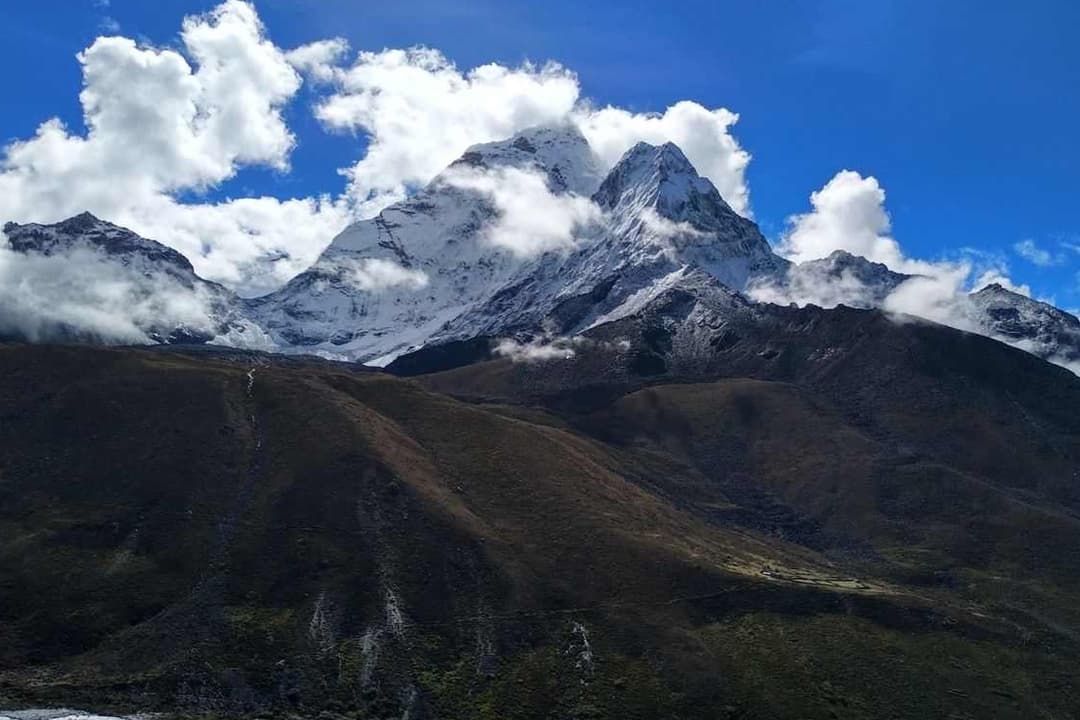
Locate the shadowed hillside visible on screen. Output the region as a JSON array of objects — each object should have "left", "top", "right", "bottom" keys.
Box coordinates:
[{"left": 1, "top": 337, "right": 1079, "bottom": 719}]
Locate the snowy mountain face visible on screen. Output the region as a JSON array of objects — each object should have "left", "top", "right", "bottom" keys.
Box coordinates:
[
  {"left": 8, "top": 130, "right": 1077, "bottom": 377},
  {"left": 5, "top": 212, "right": 200, "bottom": 282},
  {"left": 245, "top": 125, "right": 604, "bottom": 364},
  {"left": 530, "top": 141, "right": 787, "bottom": 330},
  {"left": 432, "top": 140, "right": 789, "bottom": 343},
  {"left": 0, "top": 128, "right": 789, "bottom": 364},
  {"left": 591, "top": 141, "right": 785, "bottom": 293},
  {"left": 969, "top": 283, "right": 1080, "bottom": 367},
  {"left": 1, "top": 213, "right": 265, "bottom": 346},
  {"left": 250, "top": 128, "right": 789, "bottom": 363}
]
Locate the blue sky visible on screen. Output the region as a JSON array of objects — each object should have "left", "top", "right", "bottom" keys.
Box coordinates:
[{"left": 2, "top": 0, "right": 1078, "bottom": 305}]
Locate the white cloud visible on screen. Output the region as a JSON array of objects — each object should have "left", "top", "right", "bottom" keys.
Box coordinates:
[
  {"left": 748, "top": 262, "right": 891, "bottom": 309},
  {"left": 882, "top": 267, "right": 980, "bottom": 332},
  {"left": 639, "top": 207, "right": 706, "bottom": 240},
  {"left": 2, "top": 2, "right": 760, "bottom": 300},
  {"left": 312, "top": 48, "right": 580, "bottom": 216},
  {"left": 441, "top": 165, "right": 602, "bottom": 258},
  {"left": 1014, "top": 238, "right": 1064, "bottom": 267},
  {"left": 754, "top": 169, "right": 1079, "bottom": 373},
  {"left": 0, "top": 0, "right": 349, "bottom": 296},
  {"left": 286, "top": 38, "right": 350, "bottom": 83},
  {"left": 307, "top": 47, "right": 754, "bottom": 217},
  {"left": 337, "top": 257, "right": 429, "bottom": 292},
  {"left": 0, "top": 242, "right": 219, "bottom": 344},
  {"left": 494, "top": 337, "right": 577, "bottom": 363},
  {"left": 776, "top": 170, "right": 912, "bottom": 269}
]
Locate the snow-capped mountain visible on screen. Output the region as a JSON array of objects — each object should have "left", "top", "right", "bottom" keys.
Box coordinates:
[
  {"left": 250, "top": 127, "right": 788, "bottom": 363},
  {"left": 969, "top": 283, "right": 1080, "bottom": 367},
  {"left": 591, "top": 141, "right": 785, "bottom": 293},
  {"left": 244, "top": 125, "right": 603, "bottom": 363},
  {"left": 4, "top": 129, "right": 1077, "bottom": 377},
  {"left": 1, "top": 213, "right": 264, "bottom": 346},
  {"left": 432, "top": 140, "right": 789, "bottom": 343}
]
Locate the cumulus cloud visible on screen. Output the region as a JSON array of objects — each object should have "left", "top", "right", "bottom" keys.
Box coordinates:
[
  {"left": 310, "top": 48, "right": 580, "bottom": 215},
  {"left": 575, "top": 101, "right": 752, "bottom": 217},
  {"left": 286, "top": 38, "right": 350, "bottom": 83},
  {"left": 304, "top": 47, "right": 754, "bottom": 217},
  {"left": 775, "top": 170, "right": 911, "bottom": 269},
  {"left": 0, "top": 0, "right": 349, "bottom": 296},
  {"left": 1, "top": 0, "right": 763, "bottom": 302},
  {"left": 441, "top": 166, "right": 603, "bottom": 258}
]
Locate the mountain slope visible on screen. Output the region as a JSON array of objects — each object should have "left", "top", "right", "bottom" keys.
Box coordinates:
[{"left": 1, "top": 333, "right": 1078, "bottom": 718}]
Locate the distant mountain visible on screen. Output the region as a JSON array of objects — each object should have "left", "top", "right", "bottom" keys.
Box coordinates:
[
  {"left": 768, "top": 249, "right": 913, "bottom": 308},
  {"left": 1, "top": 213, "right": 265, "bottom": 347},
  {"left": 5, "top": 212, "right": 199, "bottom": 275},
  {"left": 759, "top": 251, "right": 1079, "bottom": 372},
  {"left": 248, "top": 128, "right": 789, "bottom": 364},
  {"left": 969, "top": 282, "right": 1080, "bottom": 368}
]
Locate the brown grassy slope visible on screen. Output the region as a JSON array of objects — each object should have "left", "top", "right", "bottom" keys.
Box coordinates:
[{"left": 0, "top": 343, "right": 1077, "bottom": 718}]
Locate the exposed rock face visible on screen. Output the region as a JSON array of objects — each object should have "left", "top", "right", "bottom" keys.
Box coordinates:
[{"left": 968, "top": 282, "right": 1080, "bottom": 368}]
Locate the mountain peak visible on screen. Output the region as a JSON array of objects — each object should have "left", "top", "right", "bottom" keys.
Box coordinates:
[
  {"left": 58, "top": 211, "right": 105, "bottom": 231},
  {"left": 973, "top": 282, "right": 1010, "bottom": 296},
  {"left": 3, "top": 213, "right": 197, "bottom": 274},
  {"left": 621, "top": 140, "right": 696, "bottom": 174},
  {"left": 450, "top": 123, "right": 601, "bottom": 195},
  {"left": 592, "top": 140, "right": 732, "bottom": 222}
]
